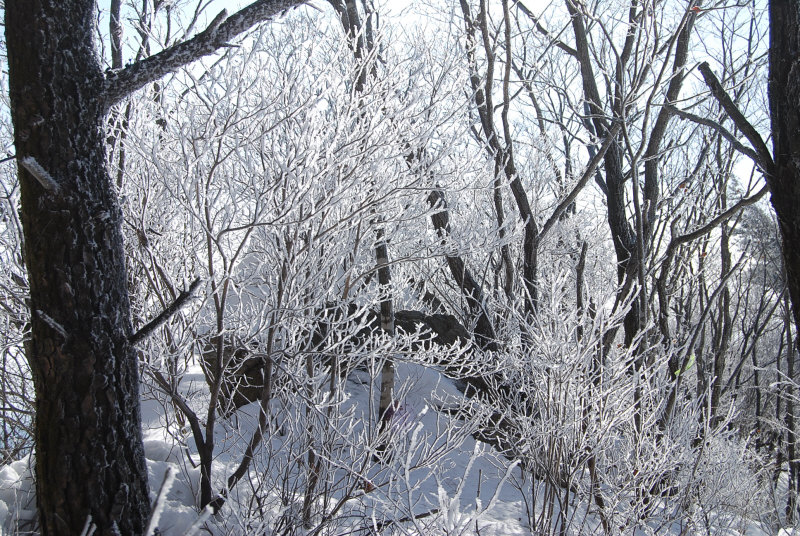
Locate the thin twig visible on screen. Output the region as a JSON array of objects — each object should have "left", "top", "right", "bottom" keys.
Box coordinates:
[
  {"left": 373, "top": 508, "right": 440, "bottom": 531},
  {"left": 665, "top": 104, "right": 761, "bottom": 165}
]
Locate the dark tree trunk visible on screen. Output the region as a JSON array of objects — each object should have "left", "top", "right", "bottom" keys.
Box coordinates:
[
  {"left": 565, "top": 0, "right": 641, "bottom": 346},
  {"left": 711, "top": 169, "right": 733, "bottom": 426},
  {"left": 5, "top": 1, "right": 150, "bottom": 534},
  {"left": 784, "top": 295, "right": 799, "bottom": 521},
  {"left": 428, "top": 189, "right": 499, "bottom": 351},
  {"left": 766, "top": 10, "right": 800, "bottom": 513},
  {"left": 769, "top": 0, "right": 800, "bottom": 340},
  {"left": 329, "top": 0, "right": 397, "bottom": 429},
  {"left": 566, "top": 0, "right": 697, "bottom": 352},
  {"left": 6, "top": 0, "right": 306, "bottom": 530}
]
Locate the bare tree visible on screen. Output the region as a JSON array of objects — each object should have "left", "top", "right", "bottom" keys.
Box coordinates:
[{"left": 4, "top": 1, "right": 306, "bottom": 533}]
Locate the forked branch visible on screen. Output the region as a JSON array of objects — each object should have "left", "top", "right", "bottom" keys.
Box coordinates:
[
  {"left": 697, "top": 61, "right": 774, "bottom": 174},
  {"left": 665, "top": 104, "right": 760, "bottom": 164},
  {"left": 103, "top": 0, "right": 307, "bottom": 111}
]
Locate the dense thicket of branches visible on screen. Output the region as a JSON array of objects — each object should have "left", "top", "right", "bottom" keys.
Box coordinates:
[{"left": 1, "top": 0, "right": 799, "bottom": 534}]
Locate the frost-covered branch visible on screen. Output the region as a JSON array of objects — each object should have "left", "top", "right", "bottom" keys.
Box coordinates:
[
  {"left": 667, "top": 185, "right": 768, "bottom": 250},
  {"left": 515, "top": 0, "right": 577, "bottom": 57},
  {"left": 130, "top": 277, "right": 200, "bottom": 346},
  {"left": 697, "top": 61, "right": 775, "bottom": 174},
  {"left": 145, "top": 467, "right": 176, "bottom": 536},
  {"left": 665, "top": 104, "right": 761, "bottom": 165},
  {"left": 538, "top": 123, "right": 622, "bottom": 242},
  {"left": 19, "top": 157, "right": 59, "bottom": 193},
  {"left": 102, "top": 0, "right": 308, "bottom": 111}
]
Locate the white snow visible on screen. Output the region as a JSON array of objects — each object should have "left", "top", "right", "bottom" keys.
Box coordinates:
[{"left": 0, "top": 360, "right": 782, "bottom": 535}]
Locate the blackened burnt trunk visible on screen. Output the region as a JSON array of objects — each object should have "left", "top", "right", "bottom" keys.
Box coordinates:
[{"left": 5, "top": 1, "right": 151, "bottom": 534}]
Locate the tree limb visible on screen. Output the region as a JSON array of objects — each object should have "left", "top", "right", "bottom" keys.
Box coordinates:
[
  {"left": 665, "top": 105, "right": 761, "bottom": 165},
  {"left": 655, "top": 184, "right": 767, "bottom": 373},
  {"left": 130, "top": 278, "right": 201, "bottom": 346},
  {"left": 667, "top": 184, "right": 767, "bottom": 250},
  {"left": 103, "top": 0, "right": 307, "bottom": 111},
  {"left": 110, "top": 0, "right": 123, "bottom": 69},
  {"left": 539, "top": 123, "right": 622, "bottom": 241},
  {"left": 697, "top": 61, "right": 775, "bottom": 173},
  {"left": 515, "top": 0, "right": 578, "bottom": 57}
]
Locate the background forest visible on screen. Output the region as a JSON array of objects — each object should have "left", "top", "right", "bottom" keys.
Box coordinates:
[{"left": 0, "top": 0, "right": 798, "bottom": 534}]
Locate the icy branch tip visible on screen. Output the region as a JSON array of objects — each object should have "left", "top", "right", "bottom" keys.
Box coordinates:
[
  {"left": 20, "top": 156, "right": 59, "bottom": 192},
  {"left": 144, "top": 466, "right": 177, "bottom": 536}
]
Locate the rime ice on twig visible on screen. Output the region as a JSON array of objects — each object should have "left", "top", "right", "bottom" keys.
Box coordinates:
[
  {"left": 20, "top": 156, "right": 59, "bottom": 192},
  {"left": 78, "top": 515, "right": 96, "bottom": 536},
  {"left": 130, "top": 277, "right": 201, "bottom": 345},
  {"left": 36, "top": 309, "right": 68, "bottom": 340},
  {"left": 144, "top": 466, "right": 176, "bottom": 536},
  {"left": 102, "top": 0, "right": 308, "bottom": 111}
]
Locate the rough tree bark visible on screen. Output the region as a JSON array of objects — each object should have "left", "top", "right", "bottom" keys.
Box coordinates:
[
  {"left": 4, "top": 1, "right": 305, "bottom": 533},
  {"left": 6, "top": 3, "right": 151, "bottom": 533},
  {"left": 768, "top": 0, "right": 800, "bottom": 338},
  {"left": 769, "top": 0, "right": 800, "bottom": 520}
]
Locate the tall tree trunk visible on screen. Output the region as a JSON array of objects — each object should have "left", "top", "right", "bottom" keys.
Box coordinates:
[
  {"left": 769, "top": 0, "right": 800, "bottom": 340},
  {"left": 375, "top": 228, "right": 397, "bottom": 427},
  {"left": 711, "top": 167, "right": 733, "bottom": 426},
  {"left": 566, "top": 0, "right": 697, "bottom": 350},
  {"left": 6, "top": 0, "right": 307, "bottom": 530},
  {"left": 565, "top": 0, "right": 641, "bottom": 346},
  {"left": 328, "top": 0, "right": 397, "bottom": 431},
  {"left": 5, "top": 2, "right": 150, "bottom": 533},
  {"left": 459, "top": 0, "right": 539, "bottom": 319}
]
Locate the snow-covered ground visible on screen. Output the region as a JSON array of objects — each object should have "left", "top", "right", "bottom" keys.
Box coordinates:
[{"left": 0, "top": 361, "right": 785, "bottom": 535}]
